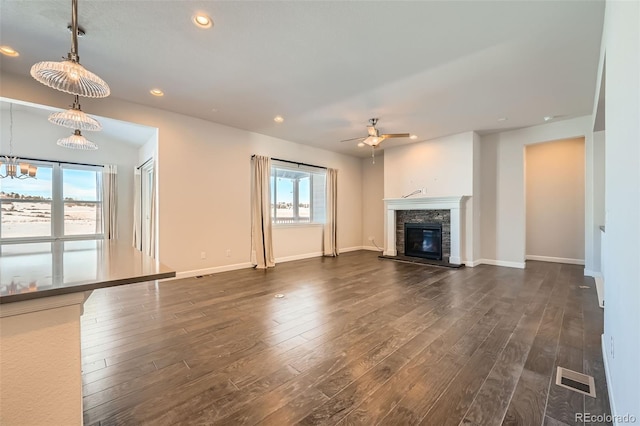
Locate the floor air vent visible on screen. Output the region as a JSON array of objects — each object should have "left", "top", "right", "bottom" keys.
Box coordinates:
[{"left": 556, "top": 366, "right": 596, "bottom": 398}]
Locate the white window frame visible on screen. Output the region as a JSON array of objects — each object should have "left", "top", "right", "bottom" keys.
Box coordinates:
[
  {"left": 0, "top": 160, "right": 104, "bottom": 244},
  {"left": 270, "top": 161, "right": 326, "bottom": 227}
]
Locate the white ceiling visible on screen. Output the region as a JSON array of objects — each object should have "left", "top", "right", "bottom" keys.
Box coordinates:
[{"left": 0, "top": 1, "right": 604, "bottom": 157}]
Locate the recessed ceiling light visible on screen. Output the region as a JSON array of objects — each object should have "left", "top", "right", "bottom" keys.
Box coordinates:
[
  {"left": 497, "top": 117, "right": 508, "bottom": 122},
  {"left": 357, "top": 142, "right": 365, "bottom": 147},
  {"left": 150, "top": 89, "right": 164, "bottom": 97},
  {"left": 0, "top": 46, "right": 19, "bottom": 57},
  {"left": 193, "top": 14, "right": 213, "bottom": 29},
  {"left": 274, "top": 115, "right": 284, "bottom": 123},
  {"left": 544, "top": 116, "right": 555, "bottom": 122},
  {"left": 409, "top": 134, "right": 418, "bottom": 140}
]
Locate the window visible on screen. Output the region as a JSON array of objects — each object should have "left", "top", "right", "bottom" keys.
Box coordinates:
[
  {"left": 0, "top": 161, "right": 103, "bottom": 242},
  {"left": 271, "top": 161, "right": 326, "bottom": 225}
]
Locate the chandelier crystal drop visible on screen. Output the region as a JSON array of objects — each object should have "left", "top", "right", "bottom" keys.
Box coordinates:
[
  {"left": 30, "top": 0, "right": 110, "bottom": 98},
  {"left": 48, "top": 95, "right": 102, "bottom": 131},
  {"left": 57, "top": 129, "right": 98, "bottom": 150}
]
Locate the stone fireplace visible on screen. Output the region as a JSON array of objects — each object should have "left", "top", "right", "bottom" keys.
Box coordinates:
[
  {"left": 396, "top": 209, "right": 451, "bottom": 259},
  {"left": 384, "top": 196, "right": 466, "bottom": 264}
]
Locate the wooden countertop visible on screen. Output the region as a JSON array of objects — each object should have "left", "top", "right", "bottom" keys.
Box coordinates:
[{"left": 0, "top": 240, "right": 175, "bottom": 304}]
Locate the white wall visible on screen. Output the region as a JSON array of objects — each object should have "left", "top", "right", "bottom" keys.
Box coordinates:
[
  {"left": 480, "top": 116, "right": 595, "bottom": 269},
  {"left": 525, "top": 138, "right": 585, "bottom": 263},
  {"left": 0, "top": 105, "right": 139, "bottom": 246},
  {"left": 383, "top": 131, "right": 477, "bottom": 264},
  {"left": 384, "top": 132, "right": 474, "bottom": 198},
  {"left": 599, "top": 0, "right": 640, "bottom": 421},
  {"left": 0, "top": 72, "right": 363, "bottom": 275},
  {"left": 361, "top": 155, "right": 384, "bottom": 250},
  {"left": 592, "top": 130, "right": 605, "bottom": 273}
]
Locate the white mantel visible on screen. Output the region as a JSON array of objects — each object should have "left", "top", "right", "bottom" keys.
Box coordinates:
[{"left": 384, "top": 196, "right": 467, "bottom": 264}]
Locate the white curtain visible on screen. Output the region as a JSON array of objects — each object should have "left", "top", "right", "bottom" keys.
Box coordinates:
[
  {"left": 132, "top": 168, "right": 142, "bottom": 250},
  {"left": 251, "top": 155, "right": 275, "bottom": 269},
  {"left": 102, "top": 164, "right": 118, "bottom": 240},
  {"left": 147, "top": 160, "right": 157, "bottom": 259},
  {"left": 323, "top": 168, "right": 338, "bottom": 256}
]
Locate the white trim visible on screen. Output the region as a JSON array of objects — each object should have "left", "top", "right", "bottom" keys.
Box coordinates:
[
  {"left": 602, "top": 334, "right": 618, "bottom": 426},
  {"left": 361, "top": 245, "right": 383, "bottom": 252},
  {"left": 478, "top": 259, "right": 526, "bottom": 269},
  {"left": 0, "top": 291, "right": 88, "bottom": 318},
  {"left": 169, "top": 262, "right": 253, "bottom": 280},
  {"left": 584, "top": 269, "right": 603, "bottom": 278},
  {"left": 339, "top": 246, "right": 366, "bottom": 253},
  {"left": 594, "top": 276, "right": 604, "bottom": 308},
  {"left": 464, "top": 259, "right": 482, "bottom": 267},
  {"left": 525, "top": 255, "right": 585, "bottom": 265},
  {"left": 275, "top": 251, "right": 323, "bottom": 263},
  {"left": 168, "top": 247, "right": 381, "bottom": 281}
]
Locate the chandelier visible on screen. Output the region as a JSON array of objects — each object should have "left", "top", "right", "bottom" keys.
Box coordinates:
[
  {"left": 0, "top": 104, "right": 37, "bottom": 179},
  {"left": 30, "top": 0, "right": 110, "bottom": 98}
]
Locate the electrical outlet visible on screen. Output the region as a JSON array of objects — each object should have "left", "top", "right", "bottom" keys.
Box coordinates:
[
  {"left": 226, "top": 249, "right": 231, "bottom": 257},
  {"left": 421, "top": 187, "right": 427, "bottom": 194},
  {"left": 368, "top": 236, "right": 374, "bottom": 242},
  {"left": 200, "top": 251, "right": 206, "bottom": 260}
]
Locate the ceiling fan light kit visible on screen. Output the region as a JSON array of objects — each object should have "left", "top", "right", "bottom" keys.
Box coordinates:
[
  {"left": 341, "top": 118, "right": 411, "bottom": 163},
  {"left": 30, "top": 0, "right": 109, "bottom": 150}
]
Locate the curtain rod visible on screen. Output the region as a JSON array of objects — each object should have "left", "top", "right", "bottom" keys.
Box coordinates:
[
  {"left": 136, "top": 157, "right": 153, "bottom": 170},
  {"left": 251, "top": 155, "right": 327, "bottom": 170},
  {"left": 0, "top": 155, "right": 104, "bottom": 168}
]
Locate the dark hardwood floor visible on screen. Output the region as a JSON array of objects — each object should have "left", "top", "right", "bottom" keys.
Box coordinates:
[{"left": 81, "top": 251, "right": 611, "bottom": 425}]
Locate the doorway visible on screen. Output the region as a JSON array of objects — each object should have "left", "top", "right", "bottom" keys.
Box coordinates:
[{"left": 525, "top": 138, "right": 586, "bottom": 265}]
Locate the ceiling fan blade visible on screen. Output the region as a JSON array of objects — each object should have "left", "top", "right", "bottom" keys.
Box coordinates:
[
  {"left": 380, "top": 133, "right": 410, "bottom": 139},
  {"left": 340, "top": 136, "right": 366, "bottom": 142}
]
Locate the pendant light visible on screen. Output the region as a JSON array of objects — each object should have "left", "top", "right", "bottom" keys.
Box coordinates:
[
  {"left": 48, "top": 95, "right": 102, "bottom": 131},
  {"left": 57, "top": 129, "right": 98, "bottom": 150},
  {"left": 30, "top": 0, "right": 110, "bottom": 98}
]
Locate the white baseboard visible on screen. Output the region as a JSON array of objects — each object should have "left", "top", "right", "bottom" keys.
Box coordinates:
[
  {"left": 170, "top": 262, "right": 253, "bottom": 280},
  {"left": 602, "top": 334, "right": 618, "bottom": 425},
  {"left": 478, "top": 259, "right": 526, "bottom": 269},
  {"left": 340, "top": 246, "right": 366, "bottom": 253},
  {"left": 525, "top": 255, "right": 585, "bottom": 265},
  {"left": 275, "top": 251, "right": 323, "bottom": 263},
  {"left": 361, "top": 245, "right": 383, "bottom": 252},
  {"left": 464, "top": 259, "right": 482, "bottom": 267},
  {"left": 595, "top": 276, "right": 605, "bottom": 308},
  {"left": 584, "top": 269, "right": 601, "bottom": 277}
]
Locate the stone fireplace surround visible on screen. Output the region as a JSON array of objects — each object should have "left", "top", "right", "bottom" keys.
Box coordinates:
[{"left": 384, "top": 196, "right": 466, "bottom": 265}]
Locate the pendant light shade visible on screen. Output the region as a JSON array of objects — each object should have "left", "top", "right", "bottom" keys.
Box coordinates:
[
  {"left": 30, "top": 0, "right": 110, "bottom": 98},
  {"left": 31, "top": 58, "right": 110, "bottom": 98},
  {"left": 57, "top": 129, "right": 98, "bottom": 150},
  {"left": 48, "top": 95, "right": 102, "bottom": 131}
]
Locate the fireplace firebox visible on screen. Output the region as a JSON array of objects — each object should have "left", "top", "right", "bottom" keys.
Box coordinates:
[{"left": 404, "top": 223, "right": 443, "bottom": 260}]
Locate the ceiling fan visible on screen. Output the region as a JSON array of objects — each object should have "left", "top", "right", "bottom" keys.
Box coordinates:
[
  {"left": 341, "top": 118, "right": 410, "bottom": 147},
  {"left": 341, "top": 118, "right": 410, "bottom": 163}
]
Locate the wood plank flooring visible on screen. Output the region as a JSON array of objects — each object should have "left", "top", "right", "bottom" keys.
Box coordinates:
[{"left": 81, "top": 251, "right": 611, "bottom": 425}]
